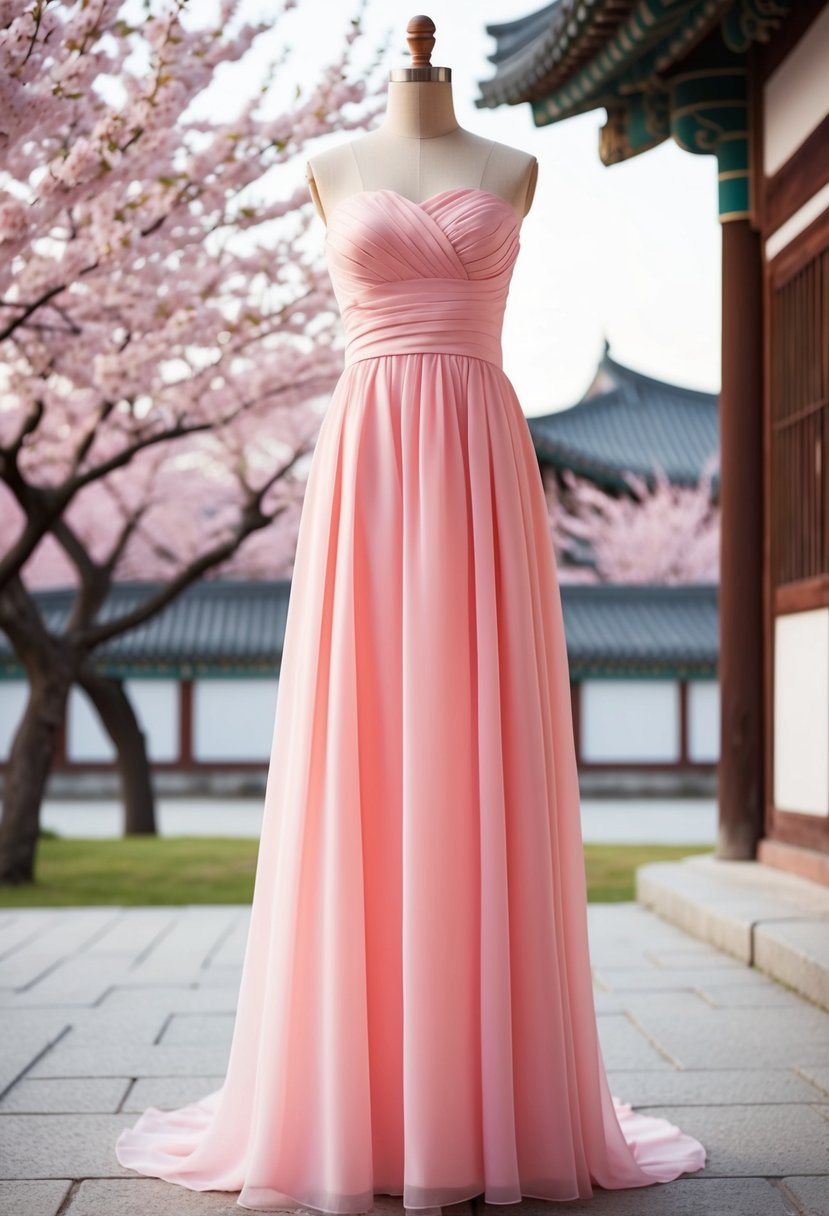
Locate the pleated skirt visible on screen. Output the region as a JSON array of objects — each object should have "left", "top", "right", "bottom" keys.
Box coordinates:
[{"left": 115, "top": 351, "right": 706, "bottom": 1211}]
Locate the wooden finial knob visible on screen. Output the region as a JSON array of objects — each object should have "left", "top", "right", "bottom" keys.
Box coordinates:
[{"left": 407, "top": 15, "right": 435, "bottom": 67}]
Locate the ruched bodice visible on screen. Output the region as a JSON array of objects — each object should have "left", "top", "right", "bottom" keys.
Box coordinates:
[{"left": 325, "top": 187, "right": 520, "bottom": 369}]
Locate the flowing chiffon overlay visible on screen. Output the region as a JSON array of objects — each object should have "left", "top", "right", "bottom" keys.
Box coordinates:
[{"left": 115, "top": 187, "right": 706, "bottom": 1211}]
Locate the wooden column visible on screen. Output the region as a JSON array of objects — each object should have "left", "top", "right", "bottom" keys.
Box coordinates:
[{"left": 716, "top": 217, "right": 764, "bottom": 858}]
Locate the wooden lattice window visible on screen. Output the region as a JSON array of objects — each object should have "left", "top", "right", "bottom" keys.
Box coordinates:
[{"left": 770, "top": 245, "right": 829, "bottom": 586}]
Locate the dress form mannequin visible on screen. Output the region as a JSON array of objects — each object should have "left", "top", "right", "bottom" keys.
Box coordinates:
[{"left": 306, "top": 14, "right": 538, "bottom": 225}]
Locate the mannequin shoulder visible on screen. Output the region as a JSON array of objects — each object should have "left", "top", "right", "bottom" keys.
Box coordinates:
[
  {"left": 306, "top": 139, "right": 360, "bottom": 184},
  {"left": 305, "top": 140, "right": 363, "bottom": 221},
  {"left": 480, "top": 138, "right": 539, "bottom": 217}
]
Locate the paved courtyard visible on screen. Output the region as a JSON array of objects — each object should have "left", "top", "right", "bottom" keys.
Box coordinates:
[{"left": 0, "top": 901, "right": 827, "bottom": 1216}]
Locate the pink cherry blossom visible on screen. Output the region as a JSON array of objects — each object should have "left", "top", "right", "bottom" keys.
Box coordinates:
[
  {"left": 1, "top": 0, "right": 386, "bottom": 594},
  {"left": 544, "top": 452, "right": 720, "bottom": 584}
]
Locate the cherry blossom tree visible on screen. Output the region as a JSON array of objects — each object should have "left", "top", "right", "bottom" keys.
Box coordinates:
[
  {"left": 544, "top": 453, "right": 720, "bottom": 584},
  {"left": 0, "top": 0, "right": 385, "bottom": 883}
]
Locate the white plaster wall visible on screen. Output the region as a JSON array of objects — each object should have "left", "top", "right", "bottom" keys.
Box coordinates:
[
  {"left": 193, "top": 678, "right": 279, "bottom": 762},
  {"left": 580, "top": 679, "right": 680, "bottom": 762},
  {"left": 774, "top": 607, "right": 829, "bottom": 816},
  {"left": 67, "top": 679, "right": 180, "bottom": 763},
  {"left": 129, "top": 680, "right": 179, "bottom": 762},
  {"left": 764, "top": 4, "right": 829, "bottom": 176},
  {"left": 687, "top": 680, "right": 720, "bottom": 762},
  {"left": 0, "top": 680, "right": 29, "bottom": 761}
]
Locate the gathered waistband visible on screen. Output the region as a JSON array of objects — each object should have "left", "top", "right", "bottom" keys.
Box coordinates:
[{"left": 341, "top": 278, "right": 505, "bottom": 369}]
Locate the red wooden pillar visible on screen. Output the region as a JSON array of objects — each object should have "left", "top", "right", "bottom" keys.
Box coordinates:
[{"left": 716, "top": 217, "right": 764, "bottom": 858}]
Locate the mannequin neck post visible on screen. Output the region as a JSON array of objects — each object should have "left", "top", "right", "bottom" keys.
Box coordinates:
[{"left": 378, "top": 79, "right": 460, "bottom": 139}]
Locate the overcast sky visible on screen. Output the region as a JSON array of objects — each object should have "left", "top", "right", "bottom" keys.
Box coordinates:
[{"left": 199, "top": 0, "right": 723, "bottom": 415}]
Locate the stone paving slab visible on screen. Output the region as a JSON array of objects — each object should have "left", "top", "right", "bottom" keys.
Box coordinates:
[
  {"left": 27, "top": 1041, "right": 232, "bottom": 1078},
  {"left": 0, "top": 908, "right": 120, "bottom": 988},
  {"left": 64, "top": 1182, "right": 472, "bottom": 1216},
  {"left": 798, "top": 1067, "right": 829, "bottom": 1098},
  {"left": 0, "top": 1179, "right": 72, "bottom": 1216},
  {"left": 193, "top": 964, "right": 244, "bottom": 989},
  {"left": 124, "top": 907, "right": 244, "bottom": 983},
  {"left": 619, "top": 1104, "right": 829, "bottom": 1178},
  {"left": 0, "top": 1018, "right": 71, "bottom": 1094},
  {"left": 0, "top": 1076, "right": 130, "bottom": 1114},
  {"left": 123, "top": 1075, "right": 225, "bottom": 1112},
  {"left": 82, "top": 907, "right": 180, "bottom": 957},
  {"left": 10, "top": 955, "right": 130, "bottom": 1006},
  {"left": 604, "top": 1067, "right": 827, "bottom": 1107},
  {"left": 0, "top": 1113, "right": 137, "bottom": 1178},
  {"left": 591, "top": 965, "right": 769, "bottom": 992},
  {"left": 636, "top": 855, "right": 829, "bottom": 1012},
  {"left": 0, "top": 903, "right": 827, "bottom": 1214},
  {"left": 622, "top": 1004, "right": 829, "bottom": 1071},
  {"left": 782, "top": 1178, "right": 829, "bottom": 1216},
  {"left": 63, "top": 1006, "right": 171, "bottom": 1047},
  {"left": 0, "top": 910, "right": 64, "bottom": 958},
  {"left": 755, "top": 920, "right": 829, "bottom": 1013},
  {"left": 646, "top": 944, "right": 746, "bottom": 967},
  {"left": 694, "top": 981, "right": 815, "bottom": 1008},
  {"left": 474, "top": 1180, "right": 799, "bottom": 1215},
  {"left": 595, "top": 1014, "right": 677, "bottom": 1070},
  {"left": 610, "top": 987, "right": 829, "bottom": 1029},
  {"left": 160, "top": 1011, "right": 235, "bottom": 1046},
  {"left": 96, "top": 983, "right": 239, "bottom": 1012}
]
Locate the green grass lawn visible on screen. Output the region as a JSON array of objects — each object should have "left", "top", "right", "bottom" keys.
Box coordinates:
[
  {"left": 584, "top": 842, "right": 712, "bottom": 901},
  {"left": 0, "top": 833, "right": 713, "bottom": 907}
]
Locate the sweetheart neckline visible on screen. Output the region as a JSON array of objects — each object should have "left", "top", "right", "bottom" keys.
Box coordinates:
[{"left": 323, "top": 186, "right": 522, "bottom": 236}]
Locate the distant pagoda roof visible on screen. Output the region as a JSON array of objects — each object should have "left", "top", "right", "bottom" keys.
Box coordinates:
[
  {"left": 527, "top": 340, "right": 719, "bottom": 493},
  {"left": 0, "top": 577, "right": 717, "bottom": 681}
]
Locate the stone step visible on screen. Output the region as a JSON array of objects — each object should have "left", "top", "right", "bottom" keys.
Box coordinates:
[{"left": 636, "top": 854, "right": 829, "bottom": 1013}]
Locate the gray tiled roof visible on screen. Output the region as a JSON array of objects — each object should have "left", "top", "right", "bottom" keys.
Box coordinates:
[
  {"left": 560, "top": 582, "right": 717, "bottom": 678},
  {"left": 0, "top": 578, "right": 717, "bottom": 680},
  {"left": 476, "top": 0, "right": 583, "bottom": 109},
  {"left": 484, "top": 1, "right": 562, "bottom": 69},
  {"left": 476, "top": 0, "right": 676, "bottom": 112},
  {"left": 528, "top": 348, "right": 720, "bottom": 492},
  {"left": 0, "top": 580, "right": 292, "bottom": 677}
]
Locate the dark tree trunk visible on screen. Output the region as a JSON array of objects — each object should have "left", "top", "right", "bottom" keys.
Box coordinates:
[
  {"left": 0, "top": 576, "right": 79, "bottom": 885},
  {"left": 80, "top": 669, "right": 157, "bottom": 835},
  {"left": 0, "top": 671, "right": 71, "bottom": 883}
]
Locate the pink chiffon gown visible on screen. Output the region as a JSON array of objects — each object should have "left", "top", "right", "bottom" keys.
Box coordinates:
[{"left": 114, "top": 186, "right": 706, "bottom": 1211}]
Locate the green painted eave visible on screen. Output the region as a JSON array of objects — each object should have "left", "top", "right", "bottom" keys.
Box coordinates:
[
  {"left": 529, "top": 0, "right": 731, "bottom": 130},
  {"left": 479, "top": 0, "right": 794, "bottom": 219},
  {"left": 568, "top": 662, "right": 717, "bottom": 679},
  {"left": 0, "top": 659, "right": 280, "bottom": 680}
]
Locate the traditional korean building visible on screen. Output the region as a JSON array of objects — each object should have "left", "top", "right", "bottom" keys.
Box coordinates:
[
  {"left": 0, "top": 579, "right": 718, "bottom": 796},
  {"left": 479, "top": 0, "right": 829, "bottom": 881},
  {"left": 529, "top": 339, "right": 720, "bottom": 495}
]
